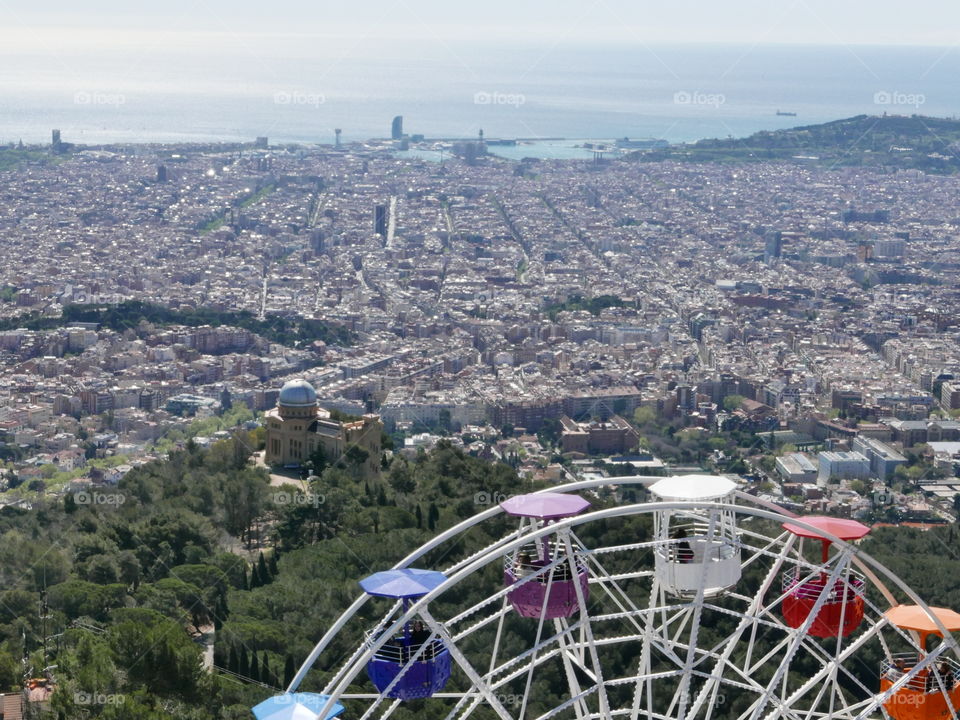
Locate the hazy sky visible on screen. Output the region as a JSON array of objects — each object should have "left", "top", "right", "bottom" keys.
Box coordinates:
[{"left": 2, "top": 0, "right": 959, "bottom": 47}]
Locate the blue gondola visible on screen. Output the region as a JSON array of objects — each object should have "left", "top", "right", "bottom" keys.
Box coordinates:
[
  {"left": 251, "top": 692, "right": 345, "bottom": 720},
  {"left": 360, "top": 568, "right": 452, "bottom": 701}
]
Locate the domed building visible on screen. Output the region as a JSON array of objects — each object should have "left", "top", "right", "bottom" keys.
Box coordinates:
[{"left": 264, "top": 379, "right": 382, "bottom": 474}]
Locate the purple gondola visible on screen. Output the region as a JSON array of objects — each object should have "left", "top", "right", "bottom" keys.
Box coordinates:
[{"left": 501, "top": 493, "right": 591, "bottom": 619}]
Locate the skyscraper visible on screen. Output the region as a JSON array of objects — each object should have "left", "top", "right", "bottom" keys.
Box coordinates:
[
  {"left": 51, "top": 129, "right": 61, "bottom": 151},
  {"left": 764, "top": 231, "right": 782, "bottom": 263},
  {"left": 391, "top": 116, "right": 403, "bottom": 140},
  {"left": 374, "top": 204, "right": 387, "bottom": 236}
]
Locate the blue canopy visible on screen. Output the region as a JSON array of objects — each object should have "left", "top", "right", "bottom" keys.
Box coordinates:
[
  {"left": 360, "top": 568, "right": 448, "bottom": 599},
  {"left": 252, "top": 693, "right": 344, "bottom": 720}
]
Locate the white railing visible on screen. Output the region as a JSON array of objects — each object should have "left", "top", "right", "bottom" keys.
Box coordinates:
[
  {"left": 781, "top": 567, "right": 866, "bottom": 602},
  {"left": 881, "top": 654, "right": 960, "bottom": 693}
]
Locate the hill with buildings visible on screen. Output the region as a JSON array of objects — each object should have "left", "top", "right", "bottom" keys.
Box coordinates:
[{"left": 631, "top": 114, "right": 960, "bottom": 172}]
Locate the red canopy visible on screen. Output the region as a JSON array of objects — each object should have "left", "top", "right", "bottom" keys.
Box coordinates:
[{"left": 782, "top": 516, "right": 871, "bottom": 542}]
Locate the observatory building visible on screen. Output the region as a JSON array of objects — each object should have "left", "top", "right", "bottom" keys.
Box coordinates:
[{"left": 264, "top": 379, "right": 382, "bottom": 473}]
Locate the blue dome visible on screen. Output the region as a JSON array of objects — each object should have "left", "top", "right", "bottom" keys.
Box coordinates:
[{"left": 278, "top": 379, "right": 317, "bottom": 407}]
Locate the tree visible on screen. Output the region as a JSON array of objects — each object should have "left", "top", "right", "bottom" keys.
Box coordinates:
[
  {"left": 344, "top": 445, "right": 369, "bottom": 468},
  {"left": 307, "top": 445, "right": 328, "bottom": 475},
  {"left": 257, "top": 552, "right": 270, "bottom": 585},
  {"left": 723, "top": 395, "right": 745, "bottom": 412},
  {"left": 86, "top": 554, "right": 120, "bottom": 584},
  {"left": 118, "top": 550, "right": 142, "bottom": 591},
  {"left": 0, "top": 649, "right": 20, "bottom": 692},
  {"left": 284, "top": 654, "right": 296, "bottom": 688},
  {"left": 388, "top": 458, "right": 416, "bottom": 495},
  {"left": 239, "top": 645, "right": 249, "bottom": 677},
  {"left": 262, "top": 653, "right": 275, "bottom": 686},
  {"left": 537, "top": 418, "right": 563, "bottom": 447},
  {"left": 633, "top": 406, "right": 656, "bottom": 425},
  {"left": 109, "top": 611, "right": 204, "bottom": 698}
]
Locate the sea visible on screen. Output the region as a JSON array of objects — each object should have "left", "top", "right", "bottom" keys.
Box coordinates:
[{"left": 1, "top": 38, "right": 957, "bottom": 158}]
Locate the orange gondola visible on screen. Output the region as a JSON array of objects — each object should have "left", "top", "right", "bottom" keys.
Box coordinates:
[{"left": 880, "top": 605, "right": 960, "bottom": 720}]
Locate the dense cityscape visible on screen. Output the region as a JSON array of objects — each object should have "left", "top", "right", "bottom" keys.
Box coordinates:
[{"left": 3, "top": 127, "right": 960, "bottom": 522}]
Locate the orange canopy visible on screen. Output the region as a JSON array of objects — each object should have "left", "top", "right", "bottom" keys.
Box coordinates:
[{"left": 884, "top": 605, "right": 960, "bottom": 635}]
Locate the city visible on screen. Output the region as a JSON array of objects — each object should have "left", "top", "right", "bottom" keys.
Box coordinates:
[{"left": 1, "top": 127, "right": 959, "bottom": 530}]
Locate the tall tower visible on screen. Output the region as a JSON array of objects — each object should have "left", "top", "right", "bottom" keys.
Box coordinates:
[
  {"left": 391, "top": 115, "right": 403, "bottom": 140},
  {"left": 334, "top": 128, "right": 342, "bottom": 148},
  {"left": 51, "top": 129, "right": 61, "bottom": 151},
  {"left": 374, "top": 204, "right": 387, "bottom": 237},
  {"left": 764, "top": 231, "right": 783, "bottom": 263}
]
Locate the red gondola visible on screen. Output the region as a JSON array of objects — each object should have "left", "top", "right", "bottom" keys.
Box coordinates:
[{"left": 780, "top": 516, "right": 869, "bottom": 638}]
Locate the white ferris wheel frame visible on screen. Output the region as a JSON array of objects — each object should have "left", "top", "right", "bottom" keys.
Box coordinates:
[{"left": 285, "top": 475, "right": 960, "bottom": 720}]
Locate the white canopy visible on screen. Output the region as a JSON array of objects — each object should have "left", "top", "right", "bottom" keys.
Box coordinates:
[{"left": 649, "top": 475, "right": 736, "bottom": 502}]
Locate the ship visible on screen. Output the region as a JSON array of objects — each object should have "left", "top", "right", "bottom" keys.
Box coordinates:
[{"left": 776, "top": 109, "right": 797, "bottom": 116}]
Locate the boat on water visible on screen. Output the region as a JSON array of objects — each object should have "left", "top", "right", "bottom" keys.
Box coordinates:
[{"left": 776, "top": 109, "right": 798, "bottom": 116}]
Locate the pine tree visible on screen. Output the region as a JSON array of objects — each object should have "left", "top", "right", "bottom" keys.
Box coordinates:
[
  {"left": 239, "top": 645, "right": 249, "bottom": 677},
  {"left": 415, "top": 505, "right": 423, "bottom": 529},
  {"left": 228, "top": 645, "right": 238, "bottom": 674},
  {"left": 262, "top": 653, "right": 274, "bottom": 686},
  {"left": 284, "top": 654, "right": 296, "bottom": 688},
  {"left": 214, "top": 595, "right": 227, "bottom": 631},
  {"left": 268, "top": 552, "right": 279, "bottom": 576},
  {"left": 257, "top": 552, "right": 270, "bottom": 584},
  {"left": 428, "top": 503, "right": 439, "bottom": 531},
  {"left": 250, "top": 564, "right": 261, "bottom": 589},
  {"left": 250, "top": 652, "right": 260, "bottom": 683}
]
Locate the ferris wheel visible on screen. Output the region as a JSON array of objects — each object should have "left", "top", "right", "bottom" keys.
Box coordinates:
[{"left": 251, "top": 474, "right": 960, "bottom": 720}]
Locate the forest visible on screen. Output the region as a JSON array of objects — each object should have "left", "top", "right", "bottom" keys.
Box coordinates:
[{"left": 0, "top": 300, "right": 354, "bottom": 349}]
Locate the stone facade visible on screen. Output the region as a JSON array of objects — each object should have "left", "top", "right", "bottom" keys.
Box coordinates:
[{"left": 264, "top": 379, "right": 382, "bottom": 475}]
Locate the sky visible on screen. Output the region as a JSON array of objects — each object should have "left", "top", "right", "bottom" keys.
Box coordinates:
[{"left": 2, "top": 0, "right": 959, "bottom": 47}]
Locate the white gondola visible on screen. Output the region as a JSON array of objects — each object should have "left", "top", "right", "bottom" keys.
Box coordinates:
[{"left": 649, "top": 474, "right": 741, "bottom": 597}]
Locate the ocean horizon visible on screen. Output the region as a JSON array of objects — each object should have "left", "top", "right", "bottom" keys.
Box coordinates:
[{"left": 1, "top": 41, "right": 957, "bottom": 148}]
